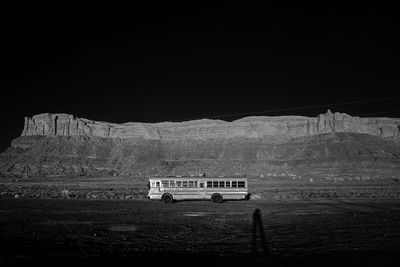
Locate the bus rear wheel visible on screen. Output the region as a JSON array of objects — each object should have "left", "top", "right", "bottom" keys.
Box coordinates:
[
  {"left": 212, "top": 194, "right": 223, "bottom": 203},
  {"left": 162, "top": 194, "right": 173, "bottom": 204}
]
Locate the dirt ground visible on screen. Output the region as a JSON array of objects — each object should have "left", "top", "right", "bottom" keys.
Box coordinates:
[
  {"left": 2, "top": 175, "right": 400, "bottom": 200},
  {"left": 1, "top": 198, "right": 400, "bottom": 267}
]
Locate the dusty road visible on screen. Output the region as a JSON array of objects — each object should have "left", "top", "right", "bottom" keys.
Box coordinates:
[{"left": 1, "top": 198, "right": 400, "bottom": 266}]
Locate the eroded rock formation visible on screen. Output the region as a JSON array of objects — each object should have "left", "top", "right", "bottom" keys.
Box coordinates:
[
  {"left": 21, "top": 110, "right": 400, "bottom": 141},
  {"left": 1, "top": 110, "right": 400, "bottom": 178}
]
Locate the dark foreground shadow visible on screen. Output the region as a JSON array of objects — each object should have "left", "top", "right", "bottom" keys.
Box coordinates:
[
  {"left": 4, "top": 251, "right": 400, "bottom": 267},
  {"left": 252, "top": 208, "right": 270, "bottom": 260},
  {"left": 3, "top": 209, "right": 399, "bottom": 267}
]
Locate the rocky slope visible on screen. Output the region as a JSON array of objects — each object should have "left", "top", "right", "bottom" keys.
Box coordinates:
[{"left": 1, "top": 111, "right": 400, "bottom": 178}]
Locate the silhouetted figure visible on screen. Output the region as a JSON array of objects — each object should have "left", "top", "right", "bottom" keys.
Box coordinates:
[{"left": 252, "top": 209, "right": 270, "bottom": 261}]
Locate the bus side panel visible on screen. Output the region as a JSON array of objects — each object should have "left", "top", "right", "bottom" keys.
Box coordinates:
[
  {"left": 148, "top": 193, "right": 163, "bottom": 200},
  {"left": 221, "top": 193, "right": 248, "bottom": 200},
  {"left": 170, "top": 188, "right": 204, "bottom": 200},
  {"left": 205, "top": 188, "right": 248, "bottom": 200}
]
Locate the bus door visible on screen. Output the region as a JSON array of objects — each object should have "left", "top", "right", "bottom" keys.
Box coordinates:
[
  {"left": 199, "top": 181, "right": 206, "bottom": 199},
  {"left": 153, "top": 180, "right": 161, "bottom": 192},
  {"left": 160, "top": 180, "right": 169, "bottom": 192}
]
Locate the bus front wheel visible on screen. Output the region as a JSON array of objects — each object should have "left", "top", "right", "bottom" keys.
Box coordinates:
[
  {"left": 211, "top": 194, "right": 223, "bottom": 203},
  {"left": 162, "top": 193, "right": 173, "bottom": 204}
]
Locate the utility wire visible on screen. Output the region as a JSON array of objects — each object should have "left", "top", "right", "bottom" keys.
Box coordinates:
[
  {"left": 352, "top": 110, "right": 400, "bottom": 117},
  {"left": 171, "top": 96, "right": 400, "bottom": 121}
]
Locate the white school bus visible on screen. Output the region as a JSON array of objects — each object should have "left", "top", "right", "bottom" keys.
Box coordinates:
[{"left": 147, "top": 176, "right": 250, "bottom": 203}]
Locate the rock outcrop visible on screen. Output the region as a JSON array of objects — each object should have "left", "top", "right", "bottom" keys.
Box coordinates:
[
  {"left": 21, "top": 110, "right": 400, "bottom": 141},
  {"left": 1, "top": 110, "right": 400, "bottom": 178}
]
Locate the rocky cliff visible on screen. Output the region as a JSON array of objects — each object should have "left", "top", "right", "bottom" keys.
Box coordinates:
[
  {"left": 21, "top": 110, "right": 400, "bottom": 141},
  {"left": 1, "top": 110, "right": 400, "bottom": 178}
]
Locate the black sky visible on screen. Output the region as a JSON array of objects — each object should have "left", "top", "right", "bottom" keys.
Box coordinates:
[{"left": 1, "top": 2, "right": 400, "bottom": 152}]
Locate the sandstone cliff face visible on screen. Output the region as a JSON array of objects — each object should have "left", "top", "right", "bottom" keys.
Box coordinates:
[
  {"left": 21, "top": 113, "right": 161, "bottom": 139},
  {"left": 21, "top": 110, "right": 400, "bottom": 141},
  {"left": 2, "top": 110, "right": 400, "bottom": 178}
]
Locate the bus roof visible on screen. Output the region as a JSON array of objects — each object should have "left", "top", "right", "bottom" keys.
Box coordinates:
[{"left": 149, "top": 176, "right": 247, "bottom": 180}]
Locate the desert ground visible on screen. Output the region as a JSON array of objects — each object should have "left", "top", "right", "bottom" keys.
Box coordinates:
[
  {"left": 1, "top": 176, "right": 400, "bottom": 266},
  {"left": 2, "top": 173, "right": 400, "bottom": 200}
]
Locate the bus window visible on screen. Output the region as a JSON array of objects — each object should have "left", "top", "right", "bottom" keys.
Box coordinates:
[
  {"left": 182, "top": 181, "right": 188, "bottom": 187},
  {"left": 195, "top": 181, "right": 198, "bottom": 187},
  {"left": 176, "top": 181, "right": 182, "bottom": 187},
  {"left": 170, "top": 180, "right": 175, "bottom": 187},
  {"left": 156, "top": 182, "right": 160, "bottom": 187},
  {"left": 207, "top": 181, "right": 212, "bottom": 187},
  {"left": 189, "top": 181, "right": 194, "bottom": 187},
  {"left": 219, "top": 181, "right": 225, "bottom": 187},
  {"left": 226, "top": 181, "right": 231, "bottom": 187},
  {"left": 151, "top": 181, "right": 155, "bottom": 187},
  {"left": 213, "top": 181, "right": 218, "bottom": 187},
  {"left": 232, "top": 181, "right": 237, "bottom": 187},
  {"left": 200, "top": 182, "right": 204, "bottom": 188},
  {"left": 162, "top": 180, "right": 169, "bottom": 187},
  {"left": 238, "top": 181, "right": 246, "bottom": 188}
]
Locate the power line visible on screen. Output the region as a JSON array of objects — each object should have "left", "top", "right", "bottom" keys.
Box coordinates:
[
  {"left": 171, "top": 96, "right": 400, "bottom": 121},
  {"left": 353, "top": 110, "right": 400, "bottom": 117}
]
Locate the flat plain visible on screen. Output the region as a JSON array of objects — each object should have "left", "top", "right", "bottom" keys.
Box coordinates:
[{"left": 1, "top": 193, "right": 400, "bottom": 266}]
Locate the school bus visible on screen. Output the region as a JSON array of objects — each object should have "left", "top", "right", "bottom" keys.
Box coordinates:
[{"left": 147, "top": 176, "right": 250, "bottom": 203}]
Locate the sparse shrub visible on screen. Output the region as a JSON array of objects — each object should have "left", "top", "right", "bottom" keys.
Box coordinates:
[
  {"left": 250, "top": 194, "right": 261, "bottom": 200},
  {"left": 61, "top": 189, "right": 70, "bottom": 199}
]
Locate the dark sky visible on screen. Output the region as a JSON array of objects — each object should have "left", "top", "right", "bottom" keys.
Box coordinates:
[{"left": 1, "top": 2, "right": 400, "bottom": 152}]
